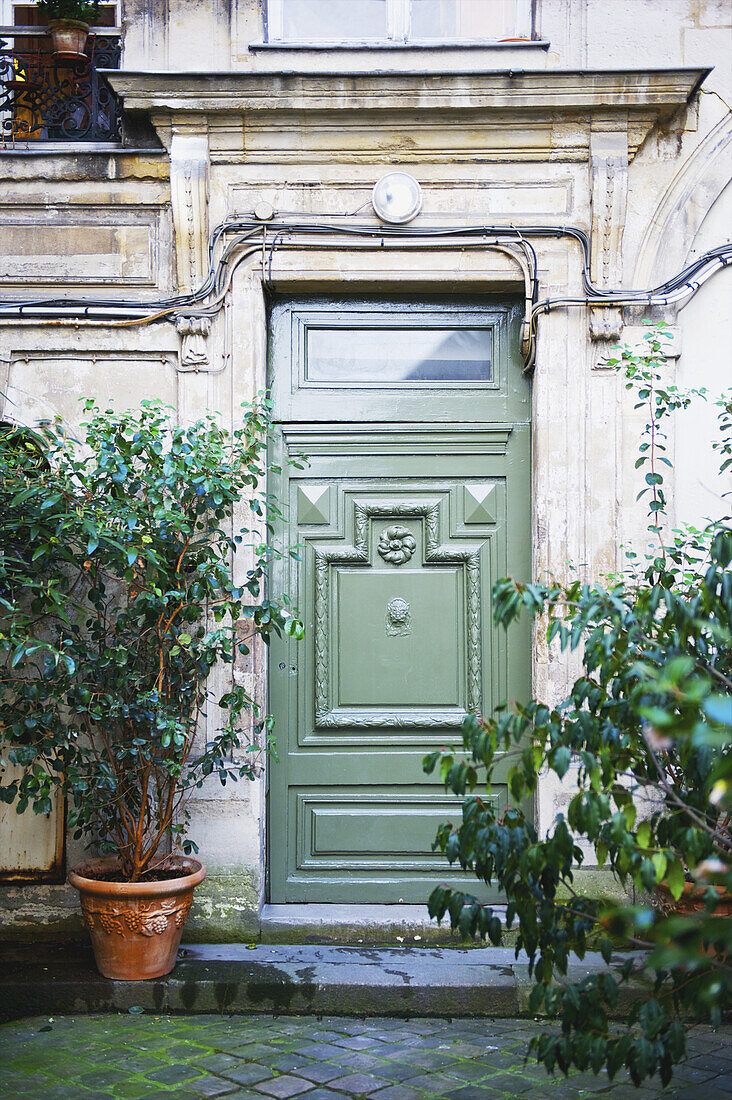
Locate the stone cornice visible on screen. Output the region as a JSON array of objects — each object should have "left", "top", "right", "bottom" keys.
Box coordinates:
[{"left": 106, "top": 68, "right": 709, "bottom": 121}]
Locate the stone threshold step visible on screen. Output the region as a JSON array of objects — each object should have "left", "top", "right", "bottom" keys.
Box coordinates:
[
  {"left": 259, "top": 904, "right": 488, "bottom": 944},
  {"left": 0, "top": 942, "right": 647, "bottom": 1024}
]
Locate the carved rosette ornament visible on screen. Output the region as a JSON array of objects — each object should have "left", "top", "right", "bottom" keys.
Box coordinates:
[{"left": 378, "top": 525, "right": 417, "bottom": 565}]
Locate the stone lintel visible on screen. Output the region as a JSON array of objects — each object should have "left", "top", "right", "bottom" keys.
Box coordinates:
[{"left": 106, "top": 67, "right": 709, "bottom": 120}]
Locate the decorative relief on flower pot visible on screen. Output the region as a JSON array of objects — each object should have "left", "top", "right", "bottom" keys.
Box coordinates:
[
  {"left": 80, "top": 895, "right": 193, "bottom": 937},
  {"left": 385, "top": 596, "right": 411, "bottom": 637},
  {"left": 378, "top": 525, "right": 416, "bottom": 565},
  {"left": 70, "top": 848, "right": 204, "bottom": 979},
  {"left": 656, "top": 881, "right": 732, "bottom": 918}
]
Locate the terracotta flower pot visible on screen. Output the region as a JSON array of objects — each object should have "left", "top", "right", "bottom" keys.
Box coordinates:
[
  {"left": 69, "top": 855, "right": 205, "bottom": 980},
  {"left": 48, "top": 19, "right": 90, "bottom": 60},
  {"left": 657, "top": 879, "right": 732, "bottom": 917}
]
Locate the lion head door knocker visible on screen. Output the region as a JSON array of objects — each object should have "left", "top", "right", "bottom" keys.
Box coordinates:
[
  {"left": 385, "top": 596, "right": 411, "bottom": 637},
  {"left": 378, "top": 525, "right": 416, "bottom": 566}
]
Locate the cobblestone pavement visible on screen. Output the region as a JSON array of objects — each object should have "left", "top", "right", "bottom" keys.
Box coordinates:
[{"left": 0, "top": 1014, "right": 730, "bottom": 1100}]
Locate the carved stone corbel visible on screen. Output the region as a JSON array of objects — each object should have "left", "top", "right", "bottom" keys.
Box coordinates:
[
  {"left": 170, "top": 133, "right": 209, "bottom": 294},
  {"left": 589, "top": 309, "right": 624, "bottom": 342},
  {"left": 175, "top": 315, "right": 212, "bottom": 371},
  {"left": 589, "top": 130, "right": 628, "bottom": 344}
]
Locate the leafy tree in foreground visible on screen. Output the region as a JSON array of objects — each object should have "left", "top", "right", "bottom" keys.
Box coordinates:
[
  {"left": 425, "top": 327, "right": 731, "bottom": 1087},
  {"left": 0, "top": 400, "right": 303, "bottom": 881}
]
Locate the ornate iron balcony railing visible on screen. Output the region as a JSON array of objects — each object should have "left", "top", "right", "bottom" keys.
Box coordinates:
[{"left": 0, "top": 27, "right": 121, "bottom": 148}]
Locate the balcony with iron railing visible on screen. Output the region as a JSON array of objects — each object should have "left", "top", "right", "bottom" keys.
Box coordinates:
[{"left": 0, "top": 26, "right": 121, "bottom": 149}]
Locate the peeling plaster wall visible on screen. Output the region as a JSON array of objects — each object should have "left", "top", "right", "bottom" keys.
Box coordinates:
[{"left": 0, "top": 0, "right": 730, "bottom": 936}]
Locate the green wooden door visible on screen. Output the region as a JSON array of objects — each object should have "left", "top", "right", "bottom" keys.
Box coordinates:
[{"left": 268, "top": 297, "right": 530, "bottom": 903}]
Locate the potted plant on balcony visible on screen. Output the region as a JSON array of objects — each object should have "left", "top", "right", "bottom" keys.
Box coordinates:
[
  {"left": 35, "top": 0, "right": 103, "bottom": 59},
  {"left": 0, "top": 400, "right": 303, "bottom": 980}
]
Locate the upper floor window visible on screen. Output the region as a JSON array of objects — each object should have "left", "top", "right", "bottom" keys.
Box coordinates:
[{"left": 265, "top": 0, "right": 533, "bottom": 44}]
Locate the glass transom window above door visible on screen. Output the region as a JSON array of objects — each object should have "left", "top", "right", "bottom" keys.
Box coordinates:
[
  {"left": 269, "top": 299, "right": 525, "bottom": 424},
  {"left": 265, "top": 0, "right": 533, "bottom": 44},
  {"left": 306, "top": 322, "right": 493, "bottom": 384}
]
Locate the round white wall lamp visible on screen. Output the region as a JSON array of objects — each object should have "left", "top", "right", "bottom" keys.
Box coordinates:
[
  {"left": 371, "top": 173, "right": 423, "bottom": 225},
  {"left": 253, "top": 200, "right": 275, "bottom": 221}
]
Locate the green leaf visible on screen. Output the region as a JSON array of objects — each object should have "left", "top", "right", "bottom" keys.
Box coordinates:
[
  {"left": 703, "top": 696, "right": 732, "bottom": 727},
  {"left": 640, "top": 858, "right": 657, "bottom": 891},
  {"left": 651, "top": 852, "right": 667, "bottom": 883},
  {"left": 284, "top": 618, "right": 305, "bottom": 639},
  {"left": 622, "top": 801, "right": 637, "bottom": 831},
  {"left": 552, "top": 745, "right": 572, "bottom": 779},
  {"left": 666, "top": 858, "right": 685, "bottom": 901}
]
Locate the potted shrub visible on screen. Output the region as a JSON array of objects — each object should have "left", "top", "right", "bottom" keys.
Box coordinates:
[
  {"left": 35, "top": 0, "right": 103, "bottom": 59},
  {"left": 0, "top": 400, "right": 302, "bottom": 979},
  {"left": 423, "top": 331, "right": 731, "bottom": 1087}
]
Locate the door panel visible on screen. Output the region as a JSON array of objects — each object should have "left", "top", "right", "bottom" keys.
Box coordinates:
[{"left": 268, "top": 298, "right": 530, "bottom": 903}]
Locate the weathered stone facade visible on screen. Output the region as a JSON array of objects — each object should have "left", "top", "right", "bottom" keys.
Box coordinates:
[{"left": 0, "top": 0, "right": 730, "bottom": 939}]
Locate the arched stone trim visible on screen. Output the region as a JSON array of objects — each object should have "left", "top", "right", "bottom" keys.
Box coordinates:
[{"left": 633, "top": 112, "right": 732, "bottom": 288}]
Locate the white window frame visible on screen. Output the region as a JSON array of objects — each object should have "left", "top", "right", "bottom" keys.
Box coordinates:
[
  {"left": 0, "top": 1, "right": 119, "bottom": 27},
  {"left": 266, "top": 0, "right": 533, "bottom": 45}
]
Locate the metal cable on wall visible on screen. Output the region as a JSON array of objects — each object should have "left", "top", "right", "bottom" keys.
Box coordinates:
[{"left": 0, "top": 216, "right": 729, "bottom": 372}]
